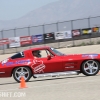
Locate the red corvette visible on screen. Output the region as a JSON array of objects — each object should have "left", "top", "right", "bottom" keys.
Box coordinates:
[{"left": 0, "top": 46, "right": 100, "bottom": 82}]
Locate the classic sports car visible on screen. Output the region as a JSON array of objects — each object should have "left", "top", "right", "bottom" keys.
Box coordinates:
[{"left": 0, "top": 46, "right": 100, "bottom": 82}]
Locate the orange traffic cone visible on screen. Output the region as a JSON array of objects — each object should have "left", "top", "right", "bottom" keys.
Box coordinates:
[
  {"left": 98, "top": 71, "right": 100, "bottom": 75},
  {"left": 19, "top": 76, "right": 27, "bottom": 89}
]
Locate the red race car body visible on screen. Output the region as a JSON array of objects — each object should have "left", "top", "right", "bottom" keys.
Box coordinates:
[{"left": 0, "top": 46, "right": 100, "bottom": 82}]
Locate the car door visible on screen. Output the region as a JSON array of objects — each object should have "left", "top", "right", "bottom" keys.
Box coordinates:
[
  {"left": 62, "top": 55, "right": 78, "bottom": 71},
  {"left": 32, "top": 49, "right": 63, "bottom": 74}
]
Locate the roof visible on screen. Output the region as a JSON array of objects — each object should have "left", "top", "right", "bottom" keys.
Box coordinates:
[{"left": 24, "top": 46, "right": 50, "bottom": 52}]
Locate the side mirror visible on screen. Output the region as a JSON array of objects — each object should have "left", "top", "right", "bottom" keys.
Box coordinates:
[{"left": 47, "top": 55, "right": 51, "bottom": 60}]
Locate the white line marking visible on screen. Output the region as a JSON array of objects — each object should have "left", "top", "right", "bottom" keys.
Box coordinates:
[{"left": 0, "top": 79, "right": 99, "bottom": 91}]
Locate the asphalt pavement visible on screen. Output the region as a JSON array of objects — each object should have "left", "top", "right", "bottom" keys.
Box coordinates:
[{"left": 0, "top": 45, "right": 100, "bottom": 100}]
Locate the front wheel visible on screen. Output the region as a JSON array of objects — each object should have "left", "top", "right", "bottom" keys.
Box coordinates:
[
  {"left": 81, "top": 60, "right": 100, "bottom": 76},
  {"left": 13, "top": 67, "right": 32, "bottom": 82}
]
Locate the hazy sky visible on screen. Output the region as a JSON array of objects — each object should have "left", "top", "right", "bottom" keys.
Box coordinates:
[{"left": 0, "top": 0, "right": 59, "bottom": 20}]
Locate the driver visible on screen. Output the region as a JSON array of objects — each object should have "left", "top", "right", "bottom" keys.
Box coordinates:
[{"left": 32, "top": 50, "right": 41, "bottom": 58}]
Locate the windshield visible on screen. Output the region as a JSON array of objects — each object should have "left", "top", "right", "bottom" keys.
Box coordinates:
[{"left": 50, "top": 48, "right": 64, "bottom": 56}]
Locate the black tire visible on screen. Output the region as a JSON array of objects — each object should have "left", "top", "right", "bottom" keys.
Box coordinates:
[
  {"left": 81, "top": 60, "right": 100, "bottom": 76},
  {"left": 13, "top": 67, "right": 32, "bottom": 82}
]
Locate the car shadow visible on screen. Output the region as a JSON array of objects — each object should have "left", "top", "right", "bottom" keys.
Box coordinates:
[
  {"left": 0, "top": 82, "right": 17, "bottom": 85},
  {"left": 0, "top": 74, "right": 100, "bottom": 85},
  {"left": 29, "top": 75, "right": 90, "bottom": 83}
]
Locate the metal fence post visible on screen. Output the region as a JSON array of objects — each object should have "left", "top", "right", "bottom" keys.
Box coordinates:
[
  {"left": 1, "top": 30, "right": 5, "bottom": 54},
  {"left": 88, "top": 17, "right": 91, "bottom": 43},
  {"left": 56, "top": 21, "right": 60, "bottom": 48},
  {"left": 28, "top": 26, "right": 30, "bottom": 36},
  {"left": 42, "top": 24, "right": 45, "bottom": 46},
  {"left": 71, "top": 20, "right": 75, "bottom": 46},
  {"left": 14, "top": 28, "right": 17, "bottom": 53},
  {"left": 28, "top": 26, "right": 31, "bottom": 49}
]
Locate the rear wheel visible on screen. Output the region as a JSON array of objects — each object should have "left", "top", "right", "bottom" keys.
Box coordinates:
[
  {"left": 81, "top": 60, "right": 99, "bottom": 76},
  {"left": 13, "top": 67, "right": 32, "bottom": 82}
]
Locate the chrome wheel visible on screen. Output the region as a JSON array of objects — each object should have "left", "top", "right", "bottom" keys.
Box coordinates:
[
  {"left": 13, "top": 67, "right": 32, "bottom": 82},
  {"left": 82, "top": 60, "right": 99, "bottom": 76}
]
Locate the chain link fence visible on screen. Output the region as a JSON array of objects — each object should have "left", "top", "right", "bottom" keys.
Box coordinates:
[{"left": 0, "top": 16, "right": 100, "bottom": 54}]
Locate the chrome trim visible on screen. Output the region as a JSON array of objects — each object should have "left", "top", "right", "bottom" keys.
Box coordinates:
[
  {"left": 0, "top": 72, "right": 5, "bottom": 74},
  {"left": 34, "top": 71, "right": 79, "bottom": 78}
]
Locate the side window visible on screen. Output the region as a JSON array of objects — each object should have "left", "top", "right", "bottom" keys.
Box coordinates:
[
  {"left": 45, "top": 50, "right": 54, "bottom": 57},
  {"left": 32, "top": 50, "right": 54, "bottom": 58},
  {"left": 40, "top": 50, "right": 48, "bottom": 58},
  {"left": 11, "top": 52, "right": 24, "bottom": 59},
  {"left": 40, "top": 50, "right": 54, "bottom": 58}
]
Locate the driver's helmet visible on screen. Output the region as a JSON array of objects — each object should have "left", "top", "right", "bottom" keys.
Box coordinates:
[{"left": 33, "top": 50, "right": 41, "bottom": 57}]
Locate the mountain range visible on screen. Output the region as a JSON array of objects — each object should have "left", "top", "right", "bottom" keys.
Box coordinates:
[{"left": 0, "top": 0, "right": 100, "bottom": 30}]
